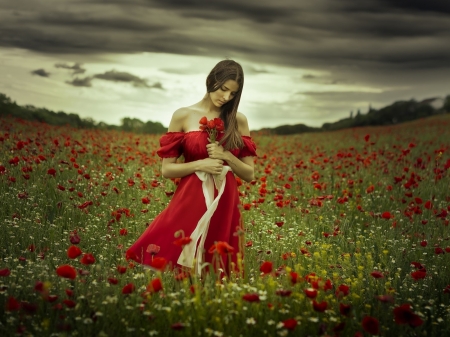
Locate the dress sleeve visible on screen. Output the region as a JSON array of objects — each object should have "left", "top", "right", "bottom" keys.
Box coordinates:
[
  {"left": 156, "top": 132, "right": 184, "bottom": 158},
  {"left": 239, "top": 136, "right": 257, "bottom": 158}
]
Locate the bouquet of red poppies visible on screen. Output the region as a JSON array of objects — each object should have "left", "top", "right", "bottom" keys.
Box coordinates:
[{"left": 199, "top": 116, "right": 225, "bottom": 143}]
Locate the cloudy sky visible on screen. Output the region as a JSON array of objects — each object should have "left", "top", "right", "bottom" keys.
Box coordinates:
[{"left": 1, "top": 0, "right": 449, "bottom": 130}]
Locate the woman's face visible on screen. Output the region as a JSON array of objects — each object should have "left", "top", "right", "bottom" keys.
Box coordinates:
[{"left": 209, "top": 79, "right": 239, "bottom": 107}]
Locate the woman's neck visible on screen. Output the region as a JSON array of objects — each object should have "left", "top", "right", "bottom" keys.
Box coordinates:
[{"left": 199, "top": 93, "right": 221, "bottom": 115}]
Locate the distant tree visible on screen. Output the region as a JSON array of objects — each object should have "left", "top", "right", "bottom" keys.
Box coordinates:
[
  {"left": 444, "top": 95, "right": 450, "bottom": 113},
  {"left": 350, "top": 110, "right": 353, "bottom": 118},
  {"left": 354, "top": 109, "right": 362, "bottom": 123},
  {"left": 142, "top": 120, "right": 166, "bottom": 134},
  {"left": 121, "top": 117, "right": 145, "bottom": 132}
]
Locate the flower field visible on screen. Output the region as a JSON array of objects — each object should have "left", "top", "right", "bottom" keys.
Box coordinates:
[{"left": 1, "top": 115, "right": 450, "bottom": 337}]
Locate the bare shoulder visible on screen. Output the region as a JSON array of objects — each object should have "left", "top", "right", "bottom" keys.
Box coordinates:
[
  {"left": 236, "top": 112, "right": 250, "bottom": 136},
  {"left": 167, "top": 107, "right": 190, "bottom": 132}
]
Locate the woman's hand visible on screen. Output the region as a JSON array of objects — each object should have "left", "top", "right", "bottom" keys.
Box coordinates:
[
  {"left": 206, "top": 141, "right": 225, "bottom": 160},
  {"left": 199, "top": 158, "right": 224, "bottom": 175}
]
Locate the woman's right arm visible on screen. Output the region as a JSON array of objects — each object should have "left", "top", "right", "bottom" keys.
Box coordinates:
[{"left": 161, "top": 109, "right": 224, "bottom": 179}]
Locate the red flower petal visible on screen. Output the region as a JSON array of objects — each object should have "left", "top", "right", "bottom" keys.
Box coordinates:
[{"left": 56, "top": 265, "right": 77, "bottom": 280}]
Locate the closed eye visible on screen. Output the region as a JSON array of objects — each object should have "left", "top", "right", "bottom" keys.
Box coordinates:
[{"left": 222, "top": 86, "right": 236, "bottom": 95}]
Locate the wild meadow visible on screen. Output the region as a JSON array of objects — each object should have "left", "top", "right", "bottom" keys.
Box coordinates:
[{"left": 1, "top": 115, "right": 449, "bottom": 337}]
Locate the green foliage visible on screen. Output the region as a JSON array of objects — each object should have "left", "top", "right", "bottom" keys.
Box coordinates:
[
  {"left": 0, "top": 92, "right": 166, "bottom": 134},
  {"left": 444, "top": 95, "right": 450, "bottom": 112}
]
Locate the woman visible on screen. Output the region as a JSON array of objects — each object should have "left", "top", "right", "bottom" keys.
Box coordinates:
[{"left": 126, "top": 60, "right": 257, "bottom": 276}]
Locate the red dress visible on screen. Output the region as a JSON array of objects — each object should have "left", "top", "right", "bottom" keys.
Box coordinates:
[{"left": 126, "top": 131, "right": 257, "bottom": 274}]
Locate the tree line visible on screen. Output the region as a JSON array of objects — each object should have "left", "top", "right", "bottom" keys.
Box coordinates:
[
  {"left": 0, "top": 93, "right": 166, "bottom": 134},
  {"left": 1, "top": 92, "right": 449, "bottom": 136},
  {"left": 258, "top": 95, "right": 450, "bottom": 135}
]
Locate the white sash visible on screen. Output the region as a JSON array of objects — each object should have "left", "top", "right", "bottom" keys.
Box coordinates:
[{"left": 177, "top": 166, "right": 232, "bottom": 274}]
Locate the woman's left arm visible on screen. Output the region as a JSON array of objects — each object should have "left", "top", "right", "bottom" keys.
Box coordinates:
[{"left": 207, "top": 113, "right": 255, "bottom": 182}]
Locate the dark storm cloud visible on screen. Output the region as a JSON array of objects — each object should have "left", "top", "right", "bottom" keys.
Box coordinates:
[
  {"left": 1, "top": 0, "right": 450, "bottom": 75},
  {"left": 66, "top": 76, "right": 92, "bottom": 87},
  {"left": 55, "top": 62, "right": 86, "bottom": 75},
  {"left": 31, "top": 69, "right": 50, "bottom": 77},
  {"left": 93, "top": 70, "right": 163, "bottom": 89},
  {"left": 377, "top": 0, "right": 450, "bottom": 14},
  {"left": 148, "top": 0, "right": 291, "bottom": 23}
]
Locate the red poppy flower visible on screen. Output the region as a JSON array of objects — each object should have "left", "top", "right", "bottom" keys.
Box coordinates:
[
  {"left": 108, "top": 277, "right": 118, "bottom": 285},
  {"left": 47, "top": 168, "right": 56, "bottom": 177},
  {"left": 411, "top": 270, "right": 426, "bottom": 280},
  {"left": 362, "top": 316, "right": 379, "bottom": 335},
  {"left": 34, "top": 281, "right": 44, "bottom": 292},
  {"left": 47, "top": 295, "right": 58, "bottom": 302},
  {"left": 142, "top": 196, "right": 150, "bottom": 204},
  {"left": 67, "top": 246, "right": 82, "bottom": 259},
  {"left": 146, "top": 244, "right": 160, "bottom": 255},
  {"left": 173, "top": 237, "right": 192, "bottom": 247},
  {"left": 435, "top": 247, "right": 445, "bottom": 254},
  {"left": 199, "top": 116, "right": 207, "bottom": 125},
  {"left": 410, "top": 261, "right": 425, "bottom": 270},
  {"left": 77, "top": 201, "right": 93, "bottom": 209},
  {"left": 336, "top": 284, "right": 350, "bottom": 297},
  {"left": 63, "top": 299, "right": 76, "bottom": 308},
  {"left": 208, "top": 241, "right": 234, "bottom": 255},
  {"left": 80, "top": 253, "right": 95, "bottom": 265},
  {"left": 323, "top": 279, "right": 333, "bottom": 291},
  {"left": 289, "top": 271, "right": 300, "bottom": 285},
  {"left": 381, "top": 211, "right": 393, "bottom": 219},
  {"left": 147, "top": 278, "right": 163, "bottom": 293},
  {"left": 122, "top": 283, "right": 135, "bottom": 294},
  {"left": 283, "top": 318, "right": 297, "bottom": 330},
  {"left": 370, "top": 271, "right": 384, "bottom": 279},
  {"left": 275, "top": 221, "right": 284, "bottom": 227},
  {"left": 149, "top": 257, "right": 167, "bottom": 271},
  {"left": 125, "top": 250, "right": 140, "bottom": 262},
  {"left": 117, "top": 265, "right": 127, "bottom": 274},
  {"left": 393, "top": 304, "right": 424, "bottom": 327},
  {"left": 0, "top": 268, "right": 11, "bottom": 277},
  {"left": 313, "top": 300, "right": 328, "bottom": 312},
  {"left": 214, "top": 118, "right": 225, "bottom": 131},
  {"left": 171, "top": 322, "right": 185, "bottom": 330},
  {"left": 70, "top": 233, "right": 80, "bottom": 245},
  {"left": 304, "top": 288, "right": 318, "bottom": 299},
  {"left": 119, "top": 228, "right": 128, "bottom": 236},
  {"left": 339, "top": 303, "right": 351, "bottom": 316},
  {"left": 56, "top": 265, "right": 77, "bottom": 280},
  {"left": 259, "top": 261, "right": 273, "bottom": 275},
  {"left": 6, "top": 296, "right": 21, "bottom": 311},
  {"left": 21, "top": 301, "right": 38, "bottom": 314},
  {"left": 242, "top": 293, "right": 260, "bottom": 302},
  {"left": 276, "top": 289, "right": 292, "bottom": 297}
]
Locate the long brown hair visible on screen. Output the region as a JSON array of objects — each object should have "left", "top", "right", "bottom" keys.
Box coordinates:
[{"left": 206, "top": 60, "right": 244, "bottom": 150}]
